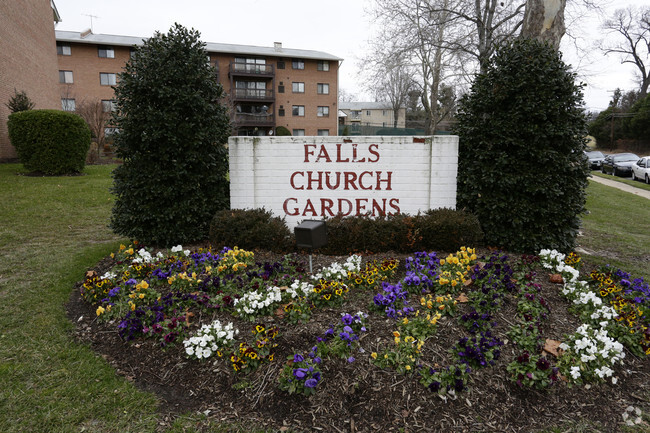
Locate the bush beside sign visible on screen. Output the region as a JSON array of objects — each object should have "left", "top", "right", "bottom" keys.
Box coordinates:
[{"left": 228, "top": 136, "right": 458, "bottom": 228}]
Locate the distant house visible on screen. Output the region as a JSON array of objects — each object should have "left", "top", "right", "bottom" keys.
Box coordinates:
[
  {"left": 0, "top": 0, "right": 61, "bottom": 161},
  {"left": 338, "top": 102, "right": 406, "bottom": 129}
]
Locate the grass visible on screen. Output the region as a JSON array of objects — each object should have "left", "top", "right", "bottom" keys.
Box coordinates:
[
  {"left": 0, "top": 162, "right": 647, "bottom": 432},
  {"left": 590, "top": 171, "right": 650, "bottom": 192},
  {"left": 580, "top": 179, "right": 650, "bottom": 282}
]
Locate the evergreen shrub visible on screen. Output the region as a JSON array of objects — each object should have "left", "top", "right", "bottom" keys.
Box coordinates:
[
  {"left": 110, "top": 24, "right": 231, "bottom": 246},
  {"left": 7, "top": 109, "right": 90, "bottom": 174},
  {"left": 455, "top": 39, "right": 589, "bottom": 253},
  {"left": 275, "top": 126, "right": 291, "bottom": 136}
]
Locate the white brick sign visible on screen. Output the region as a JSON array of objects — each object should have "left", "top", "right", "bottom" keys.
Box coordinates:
[{"left": 228, "top": 136, "right": 458, "bottom": 228}]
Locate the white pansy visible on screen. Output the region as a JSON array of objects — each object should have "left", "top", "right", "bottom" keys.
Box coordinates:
[{"left": 183, "top": 319, "right": 239, "bottom": 360}]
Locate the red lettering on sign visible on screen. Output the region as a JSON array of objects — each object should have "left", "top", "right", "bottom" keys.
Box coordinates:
[
  {"left": 316, "top": 146, "right": 331, "bottom": 163},
  {"left": 368, "top": 144, "right": 380, "bottom": 163},
  {"left": 336, "top": 143, "right": 350, "bottom": 163},
  {"left": 304, "top": 144, "right": 316, "bottom": 162},
  {"left": 290, "top": 172, "right": 304, "bottom": 190},
  {"left": 283, "top": 198, "right": 299, "bottom": 216},
  {"left": 376, "top": 171, "right": 392, "bottom": 190},
  {"left": 389, "top": 198, "right": 400, "bottom": 214},
  {"left": 355, "top": 198, "right": 369, "bottom": 216},
  {"left": 344, "top": 172, "right": 358, "bottom": 190}
]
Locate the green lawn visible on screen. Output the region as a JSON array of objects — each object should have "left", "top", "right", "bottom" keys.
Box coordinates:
[
  {"left": 580, "top": 179, "right": 650, "bottom": 282},
  {"left": 0, "top": 163, "right": 647, "bottom": 432}
]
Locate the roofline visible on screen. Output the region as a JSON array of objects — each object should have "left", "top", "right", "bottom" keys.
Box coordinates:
[
  {"left": 54, "top": 30, "right": 343, "bottom": 62},
  {"left": 51, "top": 0, "right": 61, "bottom": 23}
]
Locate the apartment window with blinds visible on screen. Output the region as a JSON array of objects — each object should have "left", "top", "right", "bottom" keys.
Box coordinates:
[
  {"left": 98, "top": 45, "right": 115, "bottom": 58},
  {"left": 292, "top": 82, "right": 305, "bottom": 93},
  {"left": 100, "top": 72, "right": 117, "bottom": 86},
  {"left": 292, "top": 105, "right": 305, "bottom": 116},
  {"left": 59, "top": 70, "right": 73, "bottom": 84},
  {"left": 317, "top": 83, "right": 329, "bottom": 94},
  {"left": 317, "top": 106, "right": 329, "bottom": 117},
  {"left": 61, "top": 98, "right": 75, "bottom": 111},
  {"left": 57, "top": 43, "right": 71, "bottom": 55},
  {"left": 317, "top": 60, "right": 329, "bottom": 71}
]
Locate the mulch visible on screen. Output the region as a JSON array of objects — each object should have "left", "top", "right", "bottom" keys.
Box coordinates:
[{"left": 66, "top": 250, "right": 650, "bottom": 433}]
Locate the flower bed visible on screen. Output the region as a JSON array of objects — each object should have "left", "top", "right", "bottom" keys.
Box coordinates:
[{"left": 72, "top": 244, "right": 650, "bottom": 432}]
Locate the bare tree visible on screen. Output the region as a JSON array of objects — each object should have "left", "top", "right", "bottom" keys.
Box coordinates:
[
  {"left": 76, "top": 99, "right": 111, "bottom": 161},
  {"left": 521, "top": 0, "right": 566, "bottom": 48},
  {"left": 366, "top": 50, "right": 415, "bottom": 128},
  {"left": 600, "top": 6, "right": 650, "bottom": 96}
]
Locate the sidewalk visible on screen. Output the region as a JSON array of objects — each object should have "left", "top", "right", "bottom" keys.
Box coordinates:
[{"left": 589, "top": 175, "right": 650, "bottom": 200}]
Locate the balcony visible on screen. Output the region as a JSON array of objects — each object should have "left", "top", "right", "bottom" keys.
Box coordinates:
[
  {"left": 229, "top": 62, "right": 274, "bottom": 77},
  {"left": 233, "top": 112, "right": 275, "bottom": 127},
  {"left": 232, "top": 88, "right": 275, "bottom": 102}
]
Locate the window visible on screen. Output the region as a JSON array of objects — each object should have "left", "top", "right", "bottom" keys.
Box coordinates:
[
  {"left": 57, "top": 43, "right": 71, "bottom": 56},
  {"left": 317, "top": 60, "right": 329, "bottom": 71},
  {"left": 292, "top": 59, "right": 304, "bottom": 70},
  {"left": 234, "top": 57, "right": 266, "bottom": 73},
  {"left": 292, "top": 105, "right": 305, "bottom": 116},
  {"left": 278, "top": 108, "right": 285, "bottom": 117},
  {"left": 317, "top": 129, "right": 329, "bottom": 136},
  {"left": 278, "top": 85, "right": 285, "bottom": 93},
  {"left": 317, "top": 83, "right": 329, "bottom": 94},
  {"left": 366, "top": 110, "right": 371, "bottom": 116},
  {"left": 382, "top": 110, "right": 387, "bottom": 116},
  {"left": 59, "top": 70, "right": 73, "bottom": 84},
  {"left": 130, "top": 48, "right": 136, "bottom": 59},
  {"left": 317, "top": 106, "right": 329, "bottom": 117},
  {"left": 100, "top": 72, "right": 117, "bottom": 86},
  {"left": 293, "top": 129, "right": 305, "bottom": 136},
  {"left": 102, "top": 100, "right": 116, "bottom": 112},
  {"left": 277, "top": 61, "right": 285, "bottom": 69},
  {"left": 292, "top": 82, "right": 305, "bottom": 93},
  {"left": 104, "top": 127, "right": 118, "bottom": 136},
  {"left": 61, "top": 98, "right": 75, "bottom": 111},
  {"left": 98, "top": 45, "right": 115, "bottom": 58}
]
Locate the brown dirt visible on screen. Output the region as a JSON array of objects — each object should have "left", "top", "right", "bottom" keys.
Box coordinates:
[{"left": 66, "top": 250, "right": 650, "bottom": 433}]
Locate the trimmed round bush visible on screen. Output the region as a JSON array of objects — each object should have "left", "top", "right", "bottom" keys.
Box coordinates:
[
  {"left": 209, "top": 208, "right": 293, "bottom": 253},
  {"left": 275, "top": 126, "right": 291, "bottom": 136},
  {"left": 7, "top": 109, "right": 91, "bottom": 175}
]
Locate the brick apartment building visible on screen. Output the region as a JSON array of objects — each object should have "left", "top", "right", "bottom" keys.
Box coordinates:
[
  {"left": 55, "top": 30, "right": 342, "bottom": 137},
  {"left": 0, "top": 0, "right": 61, "bottom": 161}
]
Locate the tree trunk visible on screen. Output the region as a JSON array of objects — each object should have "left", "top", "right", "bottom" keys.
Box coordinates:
[{"left": 520, "top": 0, "right": 566, "bottom": 48}]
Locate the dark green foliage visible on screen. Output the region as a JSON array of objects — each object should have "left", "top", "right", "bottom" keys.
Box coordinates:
[
  {"left": 110, "top": 24, "right": 231, "bottom": 246},
  {"left": 418, "top": 208, "right": 483, "bottom": 253},
  {"left": 627, "top": 93, "right": 650, "bottom": 140},
  {"left": 209, "top": 208, "right": 292, "bottom": 252},
  {"left": 7, "top": 109, "right": 90, "bottom": 174},
  {"left": 275, "top": 126, "right": 291, "bottom": 136},
  {"left": 455, "top": 39, "right": 589, "bottom": 253},
  {"left": 319, "top": 210, "right": 483, "bottom": 254},
  {"left": 5, "top": 89, "right": 34, "bottom": 113}
]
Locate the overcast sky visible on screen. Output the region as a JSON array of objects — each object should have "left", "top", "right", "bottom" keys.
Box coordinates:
[{"left": 53, "top": 0, "right": 644, "bottom": 112}]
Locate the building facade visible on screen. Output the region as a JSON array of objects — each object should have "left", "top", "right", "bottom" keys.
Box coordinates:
[
  {"left": 0, "top": 0, "right": 61, "bottom": 161},
  {"left": 55, "top": 31, "right": 341, "bottom": 137},
  {"left": 338, "top": 102, "right": 406, "bottom": 129}
]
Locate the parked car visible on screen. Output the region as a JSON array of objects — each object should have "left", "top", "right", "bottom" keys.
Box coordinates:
[
  {"left": 584, "top": 150, "right": 606, "bottom": 170},
  {"left": 601, "top": 153, "right": 640, "bottom": 177},
  {"left": 631, "top": 156, "right": 650, "bottom": 184}
]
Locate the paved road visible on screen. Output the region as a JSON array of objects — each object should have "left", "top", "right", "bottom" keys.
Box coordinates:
[{"left": 589, "top": 175, "right": 650, "bottom": 200}]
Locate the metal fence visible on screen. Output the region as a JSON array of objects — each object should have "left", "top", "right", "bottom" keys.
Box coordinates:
[{"left": 337, "top": 123, "right": 454, "bottom": 136}]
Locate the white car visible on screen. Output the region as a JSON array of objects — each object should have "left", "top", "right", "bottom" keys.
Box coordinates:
[{"left": 631, "top": 156, "right": 650, "bottom": 184}]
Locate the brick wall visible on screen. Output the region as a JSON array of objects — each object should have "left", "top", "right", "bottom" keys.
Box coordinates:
[
  {"left": 229, "top": 135, "right": 458, "bottom": 228},
  {"left": 56, "top": 43, "right": 131, "bottom": 105},
  {"left": 0, "top": 0, "right": 60, "bottom": 161}
]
